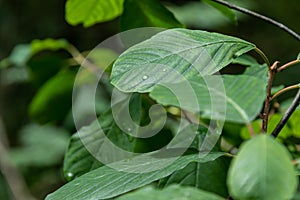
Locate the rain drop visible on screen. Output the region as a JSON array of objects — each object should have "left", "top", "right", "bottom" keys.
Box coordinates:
[{"left": 142, "top": 75, "right": 148, "bottom": 80}]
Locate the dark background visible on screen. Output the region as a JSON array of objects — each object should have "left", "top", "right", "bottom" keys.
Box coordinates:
[{"left": 0, "top": 0, "right": 299, "bottom": 199}]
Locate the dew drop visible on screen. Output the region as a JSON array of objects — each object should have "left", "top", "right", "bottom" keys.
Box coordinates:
[
  {"left": 195, "top": 131, "right": 200, "bottom": 135},
  {"left": 142, "top": 75, "right": 148, "bottom": 80},
  {"left": 127, "top": 127, "right": 132, "bottom": 132},
  {"left": 162, "top": 69, "right": 167, "bottom": 72},
  {"left": 67, "top": 172, "right": 73, "bottom": 178}
]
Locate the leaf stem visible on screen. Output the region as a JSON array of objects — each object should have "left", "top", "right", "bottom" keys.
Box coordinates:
[
  {"left": 254, "top": 48, "right": 270, "bottom": 67},
  {"left": 262, "top": 61, "right": 279, "bottom": 132},
  {"left": 209, "top": 0, "right": 300, "bottom": 42},
  {"left": 246, "top": 122, "right": 255, "bottom": 137},
  {"left": 271, "top": 84, "right": 300, "bottom": 101},
  {"left": 272, "top": 89, "right": 300, "bottom": 137},
  {"left": 67, "top": 44, "right": 104, "bottom": 76},
  {"left": 277, "top": 60, "right": 300, "bottom": 72}
]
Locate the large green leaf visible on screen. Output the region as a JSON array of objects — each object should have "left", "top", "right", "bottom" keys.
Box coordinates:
[
  {"left": 150, "top": 74, "right": 266, "bottom": 123},
  {"left": 46, "top": 152, "right": 225, "bottom": 200},
  {"left": 110, "top": 28, "right": 256, "bottom": 93},
  {"left": 120, "top": 0, "right": 183, "bottom": 31},
  {"left": 227, "top": 134, "right": 298, "bottom": 200},
  {"left": 159, "top": 156, "right": 231, "bottom": 197},
  {"left": 115, "top": 185, "right": 224, "bottom": 200},
  {"left": 65, "top": 0, "right": 124, "bottom": 27}
]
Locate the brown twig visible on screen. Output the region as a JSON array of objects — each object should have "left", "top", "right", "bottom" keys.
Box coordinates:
[
  {"left": 262, "top": 61, "right": 279, "bottom": 132},
  {"left": 246, "top": 122, "right": 255, "bottom": 137},
  {"left": 0, "top": 117, "right": 36, "bottom": 200},
  {"left": 271, "top": 84, "right": 300, "bottom": 101},
  {"left": 277, "top": 60, "right": 300, "bottom": 72}
]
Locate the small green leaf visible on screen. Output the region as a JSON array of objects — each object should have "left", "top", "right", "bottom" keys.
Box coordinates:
[
  {"left": 120, "top": 0, "right": 183, "bottom": 31},
  {"left": 150, "top": 75, "right": 266, "bottom": 123},
  {"left": 31, "top": 38, "right": 70, "bottom": 55},
  {"left": 227, "top": 134, "right": 298, "bottom": 200},
  {"left": 202, "top": 0, "right": 237, "bottom": 25},
  {"left": 297, "top": 52, "right": 300, "bottom": 60},
  {"left": 115, "top": 185, "right": 224, "bottom": 200},
  {"left": 65, "top": 0, "right": 124, "bottom": 27},
  {"left": 29, "top": 70, "right": 75, "bottom": 123},
  {"left": 159, "top": 156, "right": 231, "bottom": 197},
  {"left": 111, "top": 28, "right": 256, "bottom": 93},
  {"left": 46, "top": 152, "right": 225, "bottom": 200}
]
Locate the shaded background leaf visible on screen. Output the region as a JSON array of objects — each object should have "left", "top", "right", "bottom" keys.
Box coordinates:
[{"left": 120, "top": 0, "right": 183, "bottom": 31}]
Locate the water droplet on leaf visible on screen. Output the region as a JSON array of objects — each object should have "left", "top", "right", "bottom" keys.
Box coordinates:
[{"left": 142, "top": 75, "right": 148, "bottom": 80}]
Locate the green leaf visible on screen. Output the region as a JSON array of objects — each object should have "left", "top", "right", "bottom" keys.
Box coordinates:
[
  {"left": 159, "top": 156, "right": 231, "bottom": 197},
  {"left": 31, "top": 38, "right": 70, "bottom": 55},
  {"left": 120, "top": 0, "right": 183, "bottom": 31},
  {"left": 9, "top": 124, "right": 69, "bottom": 167},
  {"left": 63, "top": 121, "right": 102, "bottom": 181},
  {"left": 297, "top": 52, "right": 300, "bottom": 60},
  {"left": 110, "top": 28, "right": 256, "bottom": 93},
  {"left": 150, "top": 75, "right": 266, "bottom": 123},
  {"left": 290, "top": 110, "right": 300, "bottom": 137},
  {"left": 240, "top": 114, "right": 293, "bottom": 140},
  {"left": 65, "top": 0, "right": 124, "bottom": 27},
  {"left": 202, "top": 0, "right": 237, "bottom": 25},
  {"left": 29, "top": 70, "right": 75, "bottom": 123},
  {"left": 227, "top": 134, "right": 298, "bottom": 200},
  {"left": 46, "top": 152, "right": 225, "bottom": 200},
  {"left": 64, "top": 94, "right": 143, "bottom": 180},
  {"left": 115, "top": 185, "right": 224, "bottom": 200}
]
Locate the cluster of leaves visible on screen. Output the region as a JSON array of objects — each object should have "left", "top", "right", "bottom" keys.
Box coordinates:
[{"left": 1, "top": 0, "right": 300, "bottom": 200}]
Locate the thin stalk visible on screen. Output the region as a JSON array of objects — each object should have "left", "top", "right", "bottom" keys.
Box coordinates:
[
  {"left": 277, "top": 60, "right": 300, "bottom": 72},
  {"left": 254, "top": 47, "right": 271, "bottom": 67},
  {"left": 272, "top": 90, "right": 300, "bottom": 137},
  {"left": 209, "top": 0, "right": 300, "bottom": 42},
  {"left": 0, "top": 117, "right": 36, "bottom": 200},
  {"left": 262, "top": 61, "right": 279, "bottom": 132},
  {"left": 271, "top": 84, "right": 300, "bottom": 101}
]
